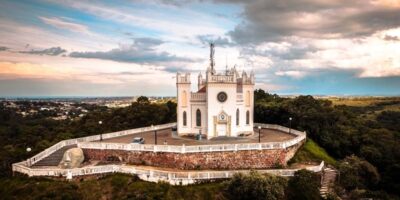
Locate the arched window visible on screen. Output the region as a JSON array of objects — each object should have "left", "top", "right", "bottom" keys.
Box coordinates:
[
  {"left": 236, "top": 109, "right": 240, "bottom": 126},
  {"left": 183, "top": 111, "right": 187, "bottom": 126},
  {"left": 196, "top": 109, "right": 201, "bottom": 126},
  {"left": 246, "top": 110, "right": 250, "bottom": 125}
]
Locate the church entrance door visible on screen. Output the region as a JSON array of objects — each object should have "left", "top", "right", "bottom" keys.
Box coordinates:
[{"left": 217, "top": 124, "right": 227, "bottom": 136}]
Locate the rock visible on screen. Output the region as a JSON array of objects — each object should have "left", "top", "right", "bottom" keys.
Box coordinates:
[{"left": 59, "top": 147, "right": 84, "bottom": 169}]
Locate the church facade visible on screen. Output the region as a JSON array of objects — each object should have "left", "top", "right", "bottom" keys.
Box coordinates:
[{"left": 176, "top": 44, "right": 254, "bottom": 139}]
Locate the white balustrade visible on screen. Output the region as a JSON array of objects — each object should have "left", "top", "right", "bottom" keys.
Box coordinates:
[
  {"left": 13, "top": 123, "right": 307, "bottom": 180},
  {"left": 191, "top": 93, "right": 206, "bottom": 101},
  {"left": 12, "top": 161, "right": 324, "bottom": 183},
  {"left": 24, "top": 123, "right": 176, "bottom": 166}
]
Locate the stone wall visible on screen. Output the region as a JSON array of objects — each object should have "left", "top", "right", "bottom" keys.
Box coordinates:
[{"left": 83, "top": 142, "right": 303, "bottom": 170}]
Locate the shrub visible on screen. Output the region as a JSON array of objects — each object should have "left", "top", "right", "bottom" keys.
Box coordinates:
[
  {"left": 287, "top": 169, "right": 321, "bottom": 200},
  {"left": 225, "top": 171, "right": 287, "bottom": 200}
]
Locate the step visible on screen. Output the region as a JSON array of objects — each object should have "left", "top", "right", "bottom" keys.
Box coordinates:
[{"left": 32, "top": 145, "right": 77, "bottom": 167}]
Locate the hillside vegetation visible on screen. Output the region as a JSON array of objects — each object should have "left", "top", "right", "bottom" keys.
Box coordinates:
[
  {"left": 290, "top": 139, "right": 336, "bottom": 166},
  {"left": 254, "top": 90, "right": 400, "bottom": 198},
  {"left": 0, "top": 93, "right": 399, "bottom": 199}
]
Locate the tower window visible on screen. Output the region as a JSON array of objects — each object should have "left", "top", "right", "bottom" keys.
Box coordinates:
[
  {"left": 246, "top": 110, "right": 250, "bottom": 125},
  {"left": 196, "top": 109, "right": 201, "bottom": 126},
  {"left": 183, "top": 111, "right": 187, "bottom": 126},
  {"left": 236, "top": 109, "right": 240, "bottom": 126},
  {"left": 182, "top": 91, "right": 187, "bottom": 107},
  {"left": 245, "top": 91, "right": 251, "bottom": 106}
]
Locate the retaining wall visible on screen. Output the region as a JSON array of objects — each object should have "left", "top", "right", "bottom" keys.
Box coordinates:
[{"left": 83, "top": 141, "right": 303, "bottom": 170}]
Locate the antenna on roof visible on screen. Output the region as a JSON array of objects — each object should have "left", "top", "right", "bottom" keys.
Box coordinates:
[
  {"left": 210, "top": 43, "right": 215, "bottom": 75},
  {"left": 225, "top": 54, "right": 228, "bottom": 75}
]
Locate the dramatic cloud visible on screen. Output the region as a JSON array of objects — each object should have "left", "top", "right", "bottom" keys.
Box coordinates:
[
  {"left": 39, "top": 16, "right": 91, "bottom": 35},
  {"left": 69, "top": 37, "right": 201, "bottom": 65},
  {"left": 1, "top": 0, "right": 399, "bottom": 96},
  {"left": 224, "top": 0, "right": 400, "bottom": 44},
  {"left": 19, "top": 47, "right": 67, "bottom": 56}
]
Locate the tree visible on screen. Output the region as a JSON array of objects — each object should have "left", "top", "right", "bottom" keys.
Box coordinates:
[
  {"left": 287, "top": 169, "right": 321, "bottom": 200},
  {"left": 338, "top": 155, "right": 380, "bottom": 190},
  {"left": 225, "top": 171, "right": 287, "bottom": 200},
  {"left": 136, "top": 96, "right": 149, "bottom": 104}
]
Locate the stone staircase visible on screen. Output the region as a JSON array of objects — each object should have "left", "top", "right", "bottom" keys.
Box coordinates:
[
  {"left": 320, "top": 167, "right": 337, "bottom": 198},
  {"left": 32, "top": 145, "right": 77, "bottom": 167}
]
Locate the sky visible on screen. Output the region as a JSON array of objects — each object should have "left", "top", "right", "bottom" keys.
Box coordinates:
[{"left": 1, "top": 0, "right": 400, "bottom": 97}]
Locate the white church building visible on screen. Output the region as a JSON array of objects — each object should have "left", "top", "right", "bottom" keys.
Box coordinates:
[{"left": 176, "top": 44, "right": 255, "bottom": 139}]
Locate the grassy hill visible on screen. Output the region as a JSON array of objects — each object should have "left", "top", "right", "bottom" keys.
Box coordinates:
[{"left": 289, "top": 139, "right": 337, "bottom": 166}]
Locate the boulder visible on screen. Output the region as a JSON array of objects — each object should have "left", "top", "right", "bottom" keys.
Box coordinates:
[{"left": 59, "top": 147, "right": 84, "bottom": 169}]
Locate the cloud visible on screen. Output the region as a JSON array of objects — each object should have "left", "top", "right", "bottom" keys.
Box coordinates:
[
  {"left": 268, "top": 68, "right": 400, "bottom": 95},
  {"left": 69, "top": 37, "right": 201, "bottom": 65},
  {"left": 197, "top": 34, "right": 236, "bottom": 47},
  {"left": 275, "top": 70, "right": 306, "bottom": 78},
  {"left": 384, "top": 34, "right": 400, "bottom": 41},
  {"left": 223, "top": 0, "right": 400, "bottom": 44},
  {"left": 39, "top": 16, "right": 91, "bottom": 34},
  {"left": 19, "top": 47, "right": 67, "bottom": 56},
  {"left": 240, "top": 42, "right": 318, "bottom": 61},
  {"left": 0, "top": 46, "right": 9, "bottom": 51}
]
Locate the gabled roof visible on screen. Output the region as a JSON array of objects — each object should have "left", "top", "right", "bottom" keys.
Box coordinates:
[{"left": 197, "top": 86, "right": 206, "bottom": 93}]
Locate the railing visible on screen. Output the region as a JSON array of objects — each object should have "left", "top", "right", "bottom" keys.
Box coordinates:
[
  {"left": 24, "top": 123, "right": 177, "bottom": 166},
  {"left": 210, "top": 75, "right": 235, "bottom": 83},
  {"left": 191, "top": 93, "right": 206, "bottom": 102},
  {"left": 77, "top": 124, "right": 306, "bottom": 153},
  {"left": 12, "top": 161, "right": 324, "bottom": 184},
  {"left": 13, "top": 123, "right": 307, "bottom": 180},
  {"left": 12, "top": 123, "right": 309, "bottom": 181}
]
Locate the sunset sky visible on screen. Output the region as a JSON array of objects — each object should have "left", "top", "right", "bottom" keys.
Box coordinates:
[{"left": 1, "top": 0, "right": 400, "bottom": 96}]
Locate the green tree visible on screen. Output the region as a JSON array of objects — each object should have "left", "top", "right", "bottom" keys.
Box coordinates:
[
  {"left": 136, "top": 96, "right": 150, "bottom": 104},
  {"left": 225, "top": 171, "right": 287, "bottom": 200},
  {"left": 287, "top": 169, "right": 321, "bottom": 200},
  {"left": 338, "top": 155, "right": 380, "bottom": 190}
]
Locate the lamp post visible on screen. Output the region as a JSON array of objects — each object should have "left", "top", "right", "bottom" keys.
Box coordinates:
[
  {"left": 152, "top": 124, "right": 157, "bottom": 145},
  {"left": 99, "top": 120, "right": 103, "bottom": 141},
  {"left": 258, "top": 126, "right": 261, "bottom": 143},
  {"left": 26, "top": 147, "right": 32, "bottom": 167},
  {"left": 289, "top": 117, "right": 292, "bottom": 134}
]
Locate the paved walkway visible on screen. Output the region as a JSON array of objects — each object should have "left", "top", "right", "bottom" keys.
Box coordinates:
[{"left": 98, "top": 128, "right": 295, "bottom": 145}]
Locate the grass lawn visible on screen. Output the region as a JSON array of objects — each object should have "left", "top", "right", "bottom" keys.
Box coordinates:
[{"left": 289, "top": 139, "right": 337, "bottom": 166}]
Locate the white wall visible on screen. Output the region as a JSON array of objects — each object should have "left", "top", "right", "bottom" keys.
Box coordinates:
[
  {"left": 206, "top": 83, "right": 237, "bottom": 138},
  {"left": 177, "top": 72, "right": 254, "bottom": 138},
  {"left": 190, "top": 103, "right": 207, "bottom": 135},
  {"left": 177, "top": 83, "right": 192, "bottom": 135}
]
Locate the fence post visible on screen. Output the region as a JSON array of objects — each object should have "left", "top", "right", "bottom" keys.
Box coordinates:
[{"left": 181, "top": 144, "right": 185, "bottom": 153}]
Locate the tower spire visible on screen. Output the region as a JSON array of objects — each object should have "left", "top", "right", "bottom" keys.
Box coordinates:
[{"left": 210, "top": 43, "right": 215, "bottom": 75}]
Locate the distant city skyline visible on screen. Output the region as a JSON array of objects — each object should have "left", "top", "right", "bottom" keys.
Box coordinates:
[{"left": 1, "top": 0, "right": 400, "bottom": 96}]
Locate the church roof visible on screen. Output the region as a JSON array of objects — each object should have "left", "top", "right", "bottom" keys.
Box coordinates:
[{"left": 197, "top": 86, "right": 206, "bottom": 93}]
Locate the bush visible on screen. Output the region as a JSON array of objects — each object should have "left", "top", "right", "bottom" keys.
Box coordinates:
[
  {"left": 287, "top": 169, "right": 321, "bottom": 200},
  {"left": 225, "top": 171, "right": 287, "bottom": 200},
  {"left": 338, "top": 155, "right": 380, "bottom": 190}
]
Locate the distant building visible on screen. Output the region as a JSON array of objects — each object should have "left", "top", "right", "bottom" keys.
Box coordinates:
[{"left": 176, "top": 44, "right": 254, "bottom": 139}]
